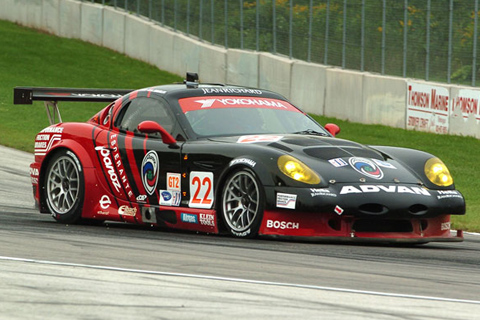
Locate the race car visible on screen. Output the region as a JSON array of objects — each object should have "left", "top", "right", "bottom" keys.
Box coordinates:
[{"left": 14, "top": 73, "right": 466, "bottom": 243}]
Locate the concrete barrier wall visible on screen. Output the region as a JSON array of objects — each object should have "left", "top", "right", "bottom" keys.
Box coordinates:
[
  {"left": 258, "top": 53, "right": 292, "bottom": 99},
  {"left": 3, "top": 0, "right": 480, "bottom": 139},
  {"left": 59, "top": 0, "right": 81, "bottom": 39},
  {"left": 198, "top": 43, "right": 227, "bottom": 84},
  {"left": 103, "top": 7, "right": 126, "bottom": 54},
  {"left": 226, "top": 49, "right": 259, "bottom": 87},
  {"left": 324, "top": 68, "right": 364, "bottom": 123},
  {"left": 125, "top": 14, "right": 151, "bottom": 63},
  {"left": 290, "top": 61, "right": 327, "bottom": 115},
  {"left": 80, "top": 2, "right": 103, "bottom": 46},
  {"left": 14, "top": 0, "right": 43, "bottom": 28},
  {"left": 42, "top": 0, "right": 59, "bottom": 34},
  {"left": 363, "top": 74, "right": 406, "bottom": 129},
  {"left": 172, "top": 33, "right": 200, "bottom": 76},
  {"left": 149, "top": 25, "right": 176, "bottom": 75}
]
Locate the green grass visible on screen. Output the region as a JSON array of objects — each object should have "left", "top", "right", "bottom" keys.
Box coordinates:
[
  {"left": 1, "top": 19, "right": 479, "bottom": 232},
  {"left": 0, "top": 20, "right": 182, "bottom": 152}
]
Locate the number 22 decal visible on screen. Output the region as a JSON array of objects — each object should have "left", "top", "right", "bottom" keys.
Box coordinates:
[{"left": 189, "top": 172, "right": 214, "bottom": 209}]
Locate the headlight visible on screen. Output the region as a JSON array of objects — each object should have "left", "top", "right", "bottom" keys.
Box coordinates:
[
  {"left": 278, "top": 155, "right": 320, "bottom": 184},
  {"left": 424, "top": 157, "right": 453, "bottom": 187}
]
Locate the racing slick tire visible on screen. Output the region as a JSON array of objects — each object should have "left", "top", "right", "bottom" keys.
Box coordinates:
[
  {"left": 220, "top": 169, "right": 265, "bottom": 238},
  {"left": 44, "top": 149, "right": 85, "bottom": 224}
]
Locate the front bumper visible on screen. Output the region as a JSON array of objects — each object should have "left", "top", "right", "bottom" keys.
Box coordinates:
[{"left": 259, "top": 183, "right": 465, "bottom": 243}]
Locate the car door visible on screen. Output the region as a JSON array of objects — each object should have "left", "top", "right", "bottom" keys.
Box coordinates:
[{"left": 95, "top": 92, "right": 184, "bottom": 208}]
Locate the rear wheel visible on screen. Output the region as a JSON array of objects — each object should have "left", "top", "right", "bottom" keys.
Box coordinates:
[
  {"left": 44, "top": 150, "right": 84, "bottom": 224},
  {"left": 221, "top": 169, "right": 264, "bottom": 238}
]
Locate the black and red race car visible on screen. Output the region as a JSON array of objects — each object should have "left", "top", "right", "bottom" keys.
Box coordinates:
[{"left": 14, "top": 73, "right": 465, "bottom": 243}]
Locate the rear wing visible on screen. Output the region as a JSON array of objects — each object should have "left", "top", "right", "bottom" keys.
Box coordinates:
[{"left": 14, "top": 86, "right": 134, "bottom": 125}]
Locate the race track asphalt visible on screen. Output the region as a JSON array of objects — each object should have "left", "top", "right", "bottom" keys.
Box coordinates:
[{"left": 1, "top": 145, "right": 479, "bottom": 319}]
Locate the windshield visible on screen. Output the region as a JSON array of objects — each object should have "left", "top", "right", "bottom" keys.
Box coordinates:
[{"left": 179, "top": 96, "right": 328, "bottom": 137}]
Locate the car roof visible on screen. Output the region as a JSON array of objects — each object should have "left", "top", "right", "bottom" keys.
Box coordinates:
[{"left": 147, "top": 83, "right": 288, "bottom": 101}]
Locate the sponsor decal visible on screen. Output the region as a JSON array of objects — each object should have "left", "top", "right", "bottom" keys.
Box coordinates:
[
  {"left": 179, "top": 96, "right": 300, "bottom": 113},
  {"left": 237, "top": 135, "right": 283, "bottom": 144},
  {"left": 266, "top": 220, "right": 299, "bottom": 230},
  {"left": 34, "top": 128, "right": 63, "bottom": 156},
  {"left": 276, "top": 193, "right": 297, "bottom": 209},
  {"left": 441, "top": 222, "right": 451, "bottom": 231},
  {"left": 329, "top": 158, "right": 348, "bottom": 167},
  {"left": 118, "top": 205, "right": 137, "bottom": 217},
  {"left": 142, "top": 151, "right": 159, "bottom": 195},
  {"left": 167, "top": 172, "right": 181, "bottom": 191},
  {"left": 229, "top": 158, "right": 257, "bottom": 167},
  {"left": 436, "top": 190, "right": 463, "bottom": 200},
  {"left": 339, "top": 185, "right": 431, "bottom": 196},
  {"left": 99, "top": 195, "right": 111, "bottom": 210},
  {"left": 334, "top": 205, "right": 344, "bottom": 215},
  {"left": 69, "top": 93, "right": 122, "bottom": 99},
  {"left": 136, "top": 194, "right": 147, "bottom": 202},
  {"left": 159, "top": 190, "right": 181, "bottom": 206},
  {"left": 138, "top": 88, "right": 167, "bottom": 95},
  {"left": 407, "top": 82, "right": 450, "bottom": 134},
  {"left": 39, "top": 127, "right": 64, "bottom": 134},
  {"left": 231, "top": 229, "right": 251, "bottom": 237},
  {"left": 30, "top": 168, "right": 39, "bottom": 177},
  {"left": 349, "top": 157, "right": 384, "bottom": 180},
  {"left": 195, "top": 98, "right": 288, "bottom": 109},
  {"left": 202, "top": 88, "right": 263, "bottom": 95},
  {"left": 372, "top": 159, "right": 396, "bottom": 169},
  {"left": 189, "top": 172, "right": 214, "bottom": 209},
  {"left": 96, "top": 210, "right": 109, "bottom": 216},
  {"left": 66, "top": 150, "right": 82, "bottom": 173},
  {"left": 96, "top": 146, "right": 122, "bottom": 193},
  {"left": 310, "top": 188, "right": 337, "bottom": 198},
  {"left": 30, "top": 165, "right": 39, "bottom": 184},
  {"left": 181, "top": 213, "right": 198, "bottom": 224},
  {"left": 199, "top": 213, "right": 215, "bottom": 227}
]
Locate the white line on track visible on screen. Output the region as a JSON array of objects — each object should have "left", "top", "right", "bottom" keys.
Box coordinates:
[
  {"left": 464, "top": 231, "right": 480, "bottom": 236},
  {"left": 1, "top": 255, "right": 479, "bottom": 305}
]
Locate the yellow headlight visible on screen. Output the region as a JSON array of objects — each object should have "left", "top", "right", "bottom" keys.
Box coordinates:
[
  {"left": 424, "top": 157, "right": 453, "bottom": 187},
  {"left": 278, "top": 155, "right": 321, "bottom": 184}
]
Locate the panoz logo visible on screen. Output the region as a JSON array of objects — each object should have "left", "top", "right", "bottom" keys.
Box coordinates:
[
  {"left": 348, "top": 157, "right": 384, "bottom": 180},
  {"left": 142, "top": 151, "right": 159, "bottom": 195},
  {"left": 95, "top": 146, "right": 122, "bottom": 192}
]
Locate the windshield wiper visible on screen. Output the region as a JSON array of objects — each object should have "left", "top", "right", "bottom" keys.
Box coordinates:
[{"left": 292, "top": 129, "right": 328, "bottom": 136}]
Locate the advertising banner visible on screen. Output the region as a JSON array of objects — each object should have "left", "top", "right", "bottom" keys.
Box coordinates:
[{"left": 406, "top": 82, "right": 450, "bottom": 134}]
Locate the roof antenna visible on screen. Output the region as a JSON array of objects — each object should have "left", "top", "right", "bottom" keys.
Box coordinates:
[{"left": 184, "top": 72, "right": 199, "bottom": 88}]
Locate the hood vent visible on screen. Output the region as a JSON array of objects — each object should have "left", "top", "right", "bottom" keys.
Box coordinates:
[
  {"left": 267, "top": 142, "right": 293, "bottom": 152},
  {"left": 304, "top": 146, "right": 383, "bottom": 161},
  {"left": 282, "top": 138, "right": 327, "bottom": 147}
]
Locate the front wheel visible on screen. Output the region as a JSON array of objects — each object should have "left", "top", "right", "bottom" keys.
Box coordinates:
[
  {"left": 221, "top": 169, "right": 264, "bottom": 238},
  {"left": 44, "top": 150, "right": 85, "bottom": 224}
]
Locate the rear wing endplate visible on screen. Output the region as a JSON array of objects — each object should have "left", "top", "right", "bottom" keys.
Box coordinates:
[{"left": 13, "top": 86, "right": 133, "bottom": 125}]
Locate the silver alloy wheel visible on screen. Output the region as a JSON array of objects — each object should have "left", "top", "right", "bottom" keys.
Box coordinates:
[
  {"left": 46, "top": 155, "right": 80, "bottom": 214},
  {"left": 222, "top": 170, "right": 260, "bottom": 233}
]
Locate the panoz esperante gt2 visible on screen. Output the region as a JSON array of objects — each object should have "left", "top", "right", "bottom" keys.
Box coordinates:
[{"left": 14, "top": 73, "right": 466, "bottom": 243}]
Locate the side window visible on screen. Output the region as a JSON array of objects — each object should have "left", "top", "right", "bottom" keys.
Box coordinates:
[{"left": 115, "top": 97, "right": 176, "bottom": 135}]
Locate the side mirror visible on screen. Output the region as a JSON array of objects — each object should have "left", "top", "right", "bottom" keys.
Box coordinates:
[
  {"left": 324, "top": 123, "right": 340, "bottom": 137},
  {"left": 137, "top": 121, "right": 178, "bottom": 147}
]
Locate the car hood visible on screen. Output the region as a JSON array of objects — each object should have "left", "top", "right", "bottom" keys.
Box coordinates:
[{"left": 209, "top": 134, "right": 421, "bottom": 184}]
